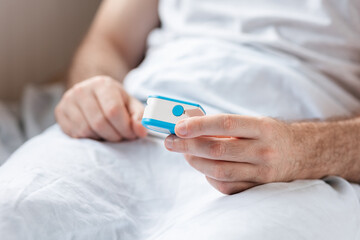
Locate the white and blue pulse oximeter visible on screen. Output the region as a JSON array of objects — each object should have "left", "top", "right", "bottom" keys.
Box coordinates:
[{"left": 141, "top": 95, "right": 206, "bottom": 134}]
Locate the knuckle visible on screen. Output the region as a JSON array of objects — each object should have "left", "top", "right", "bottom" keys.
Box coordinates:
[
  {"left": 258, "top": 146, "right": 275, "bottom": 162},
  {"left": 72, "top": 85, "right": 86, "bottom": 97},
  {"left": 104, "top": 103, "right": 121, "bottom": 119},
  {"left": 92, "top": 115, "right": 106, "bottom": 131},
  {"left": 222, "top": 115, "right": 236, "bottom": 131},
  {"left": 72, "top": 83, "right": 83, "bottom": 92},
  {"left": 209, "top": 142, "right": 225, "bottom": 159},
  {"left": 63, "top": 89, "right": 74, "bottom": 101},
  {"left": 93, "top": 75, "right": 113, "bottom": 85}
]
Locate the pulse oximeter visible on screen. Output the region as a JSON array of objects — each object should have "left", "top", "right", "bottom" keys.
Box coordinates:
[{"left": 141, "top": 95, "right": 206, "bottom": 134}]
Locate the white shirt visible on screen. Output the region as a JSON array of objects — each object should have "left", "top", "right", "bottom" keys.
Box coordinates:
[{"left": 124, "top": 0, "right": 360, "bottom": 120}]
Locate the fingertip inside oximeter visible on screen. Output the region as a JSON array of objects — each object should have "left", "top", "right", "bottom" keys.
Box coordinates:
[{"left": 141, "top": 95, "right": 206, "bottom": 134}]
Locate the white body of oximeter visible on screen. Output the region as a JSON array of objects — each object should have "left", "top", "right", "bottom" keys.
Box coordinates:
[{"left": 141, "top": 95, "right": 206, "bottom": 134}]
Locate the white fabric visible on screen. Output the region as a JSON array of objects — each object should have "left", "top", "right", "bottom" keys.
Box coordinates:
[
  {"left": 1, "top": 0, "right": 360, "bottom": 239},
  {"left": 0, "top": 102, "right": 23, "bottom": 165},
  {"left": 0, "top": 126, "right": 359, "bottom": 240},
  {"left": 21, "top": 84, "right": 64, "bottom": 140},
  {"left": 0, "top": 83, "right": 63, "bottom": 165},
  {"left": 125, "top": 0, "right": 360, "bottom": 120}
]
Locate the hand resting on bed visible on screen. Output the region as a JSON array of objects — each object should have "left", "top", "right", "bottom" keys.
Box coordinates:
[
  {"left": 165, "top": 114, "right": 360, "bottom": 194},
  {"left": 55, "top": 76, "right": 147, "bottom": 142}
]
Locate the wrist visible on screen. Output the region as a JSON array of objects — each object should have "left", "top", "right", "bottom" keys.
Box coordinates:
[{"left": 289, "top": 121, "right": 335, "bottom": 180}]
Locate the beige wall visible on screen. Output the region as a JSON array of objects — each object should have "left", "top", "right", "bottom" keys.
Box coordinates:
[{"left": 0, "top": 0, "right": 101, "bottom": 100}]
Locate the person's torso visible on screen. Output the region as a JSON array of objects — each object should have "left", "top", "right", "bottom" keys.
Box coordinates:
[{"left": 124, "top": 0, "right": 360, "bottom": 119}]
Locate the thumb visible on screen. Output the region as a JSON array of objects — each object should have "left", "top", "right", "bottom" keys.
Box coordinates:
[{"left": 128, "top": 96, "right": 148, "bottom": 138}]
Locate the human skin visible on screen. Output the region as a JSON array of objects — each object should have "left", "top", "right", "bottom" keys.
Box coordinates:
[
  {"left": 55, "top": 0, "right": 159, "bottom": 141},
  {"left": 56, "top": 0, "right": 360, "bottom": 195},
  {"left": 164, "top": 115, "right": 360, "bottom": 194}
]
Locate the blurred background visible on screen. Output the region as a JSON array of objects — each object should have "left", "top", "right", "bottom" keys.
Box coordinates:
[
  {"left": 0, "top": 0, "right": 101, "bottom": 163},
  {"left": 0, "top": 0, "right": 101, "bottom": 101}
]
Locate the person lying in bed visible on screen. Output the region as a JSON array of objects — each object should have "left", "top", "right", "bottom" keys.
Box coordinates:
[{"left": 1, "top": 0, "right": 360, "bottom": 239}]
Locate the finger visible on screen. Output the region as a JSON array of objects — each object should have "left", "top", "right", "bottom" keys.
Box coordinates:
[
  {"left": 55, "top": 105, "right": 74, "bottom": 137},
  {"left": 127, "top": 96, "right": 147, "bottom": 138},
  {"left": 74, "top": 87, "right": 122, "bottom": 142},
  {"left": 184, "top": 154, "right": 260, "bottom": 182},
  {"left": 95, "top": 85, "right": 136, "bottom": 140},
  {"left": 205, "top": 176, "right": 258, "bottom": 195},
  {"left": 64, "top": 102, "right": 100, "bottom": 139},
  {"left": 175, "top": 114, "right": 262, "bottom": 138},
  {"left": 165, "top": 135, "right": 260, "bottom": 163},
  {"left": 132, "top": 117, "right": 148, "bottom": 138}
]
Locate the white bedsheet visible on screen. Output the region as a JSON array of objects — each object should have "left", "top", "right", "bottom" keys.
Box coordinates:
[
  {"left": 1, "top": 83, "right": 359, "bottom": 239},
  {"left": 0, "top": 125, "right": 360, "bottom": 240}
]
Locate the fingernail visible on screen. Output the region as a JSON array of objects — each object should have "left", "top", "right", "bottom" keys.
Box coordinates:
[
  {"left": 177, "top": 121, "right": 187, "bottom": 136},
  {"left": 165, "top": 136, "right": 174, "bottom": 149}
]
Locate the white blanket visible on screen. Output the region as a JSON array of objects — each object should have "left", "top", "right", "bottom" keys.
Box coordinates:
[
  {"left": 0, "top": 83, "right": 359, "bottom": 239},
  {"left": 0, "top": 126, "right": 360, "bottom": 239}
]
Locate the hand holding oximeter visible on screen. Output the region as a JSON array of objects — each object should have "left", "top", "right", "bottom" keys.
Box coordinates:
[{"left": 141, "top": 95, "right": 206, "bottom": 134}]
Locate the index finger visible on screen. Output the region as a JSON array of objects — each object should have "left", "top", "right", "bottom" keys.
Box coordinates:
[
  {"left": 175, "top": 114, "right": 262, "bottom": 139},
  {"left": 95, "top": 86, "right": 136, "bottom": 140}
]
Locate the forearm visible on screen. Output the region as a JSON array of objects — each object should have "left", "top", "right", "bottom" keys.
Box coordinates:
[
  {"left": 67, "top": 35, "right": 130, "bottom": 88},
  {"left": 66, "top": 0, "right": 159, "bottom": 89},
  {"left": 291, "top": 116, "right": 360, "bottom": 183}
]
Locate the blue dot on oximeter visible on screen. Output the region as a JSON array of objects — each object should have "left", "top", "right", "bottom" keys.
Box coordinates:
[{"left": 172, "top": 105, "right": 184, "bottom": 117}]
